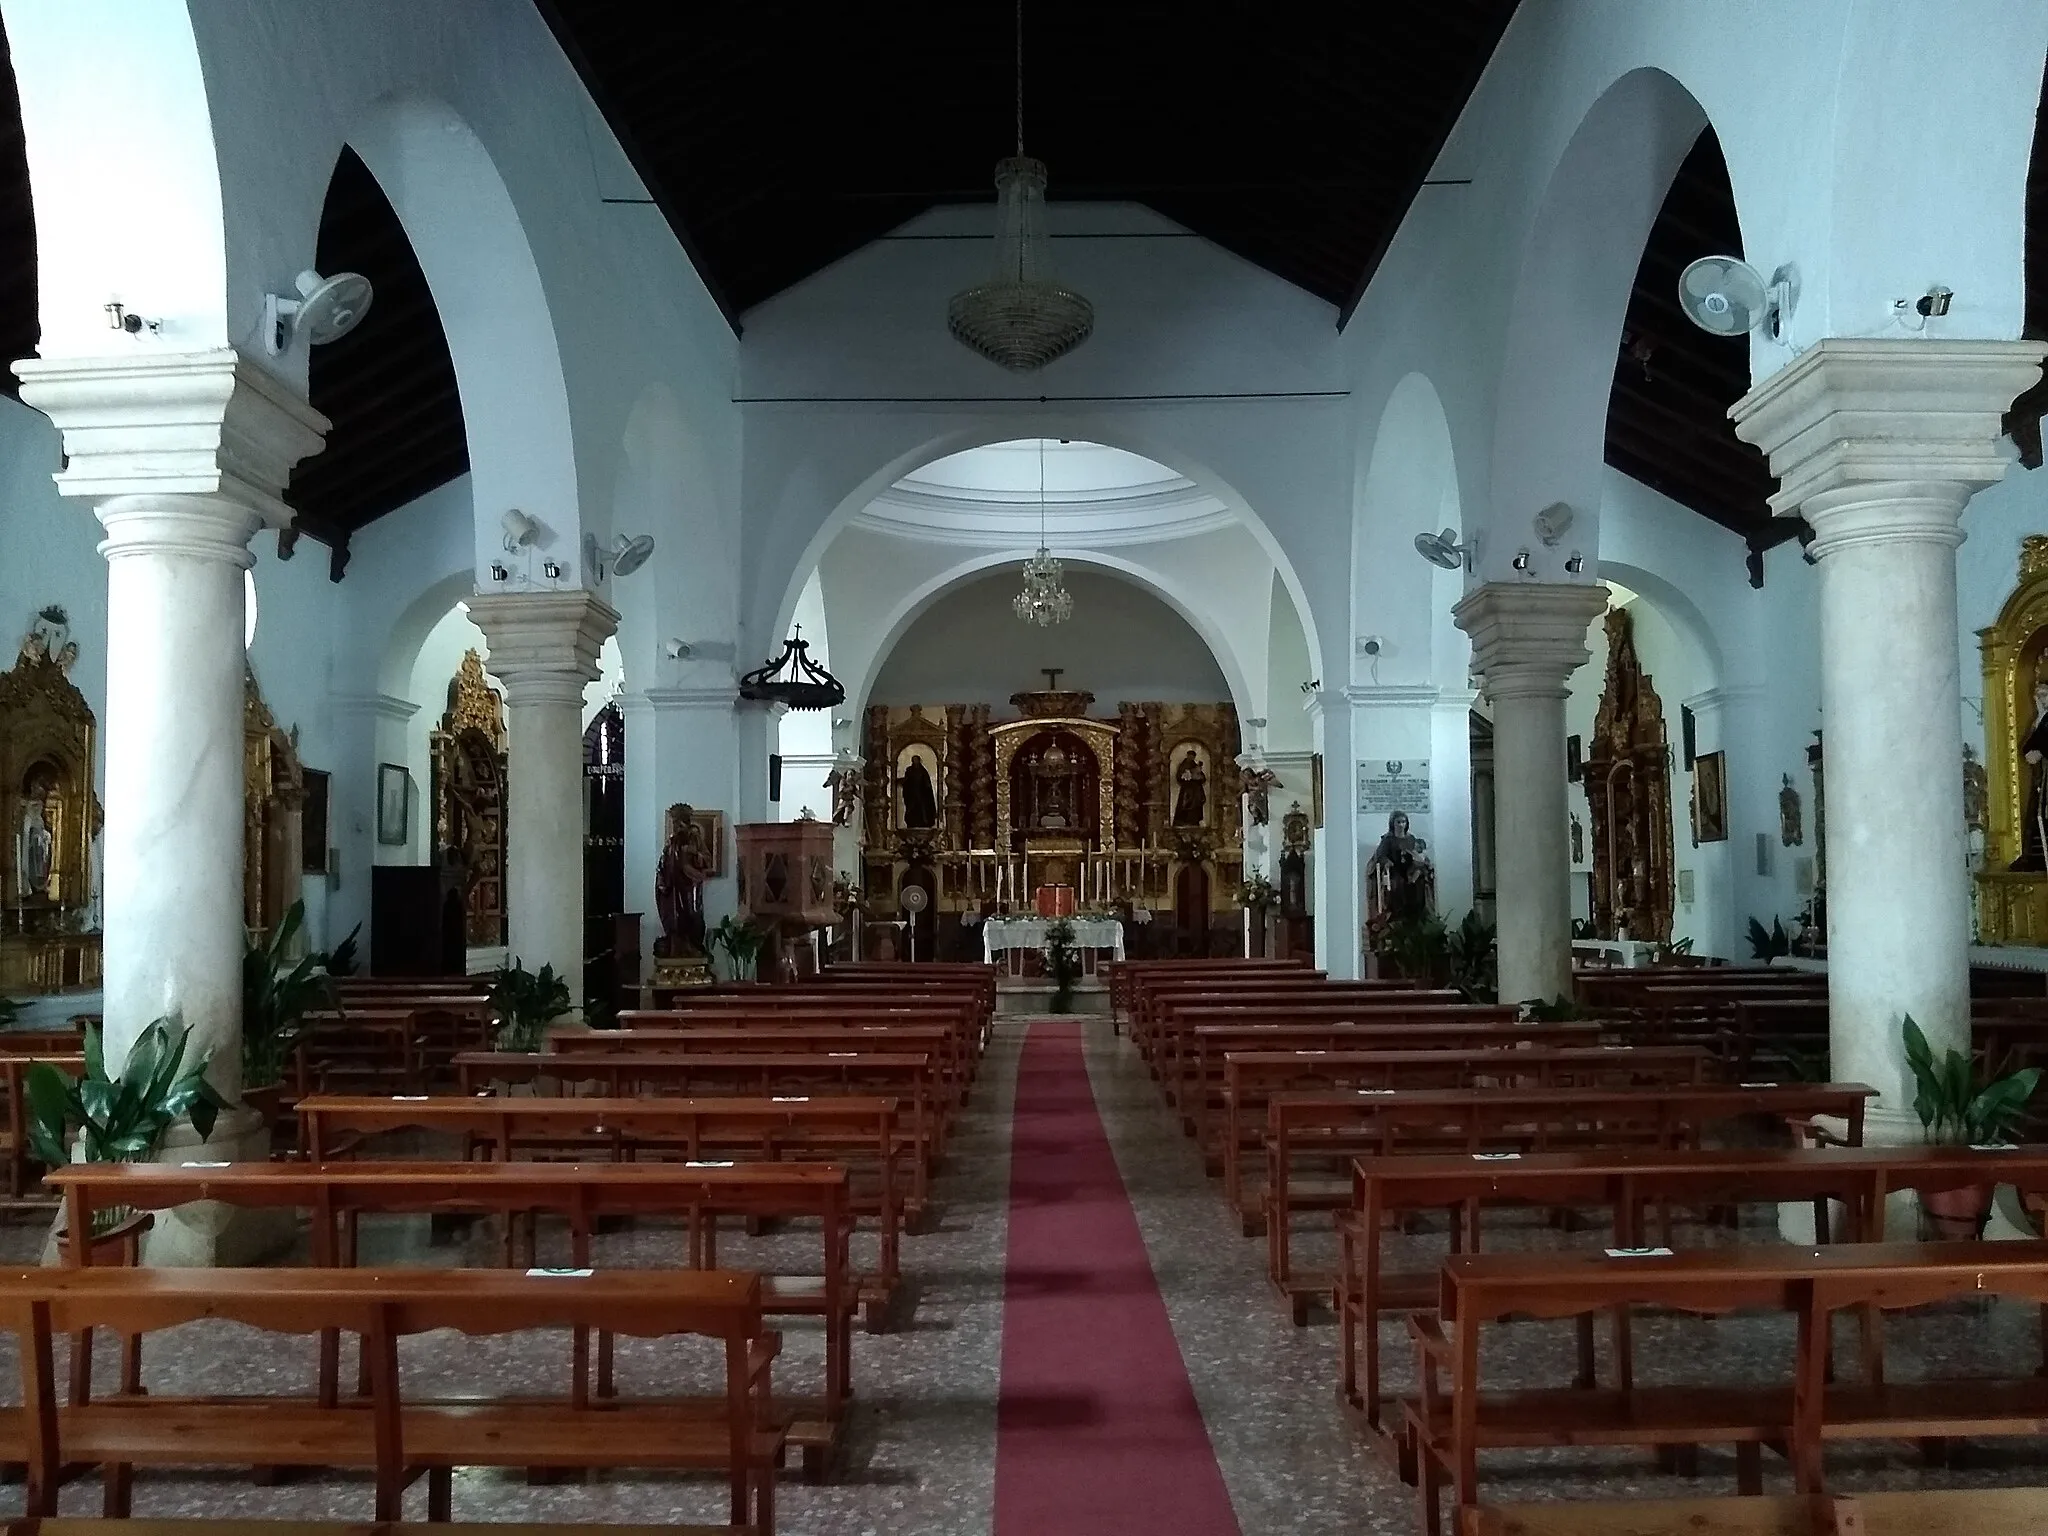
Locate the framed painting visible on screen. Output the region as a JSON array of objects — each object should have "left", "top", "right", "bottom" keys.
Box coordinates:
[
  {"left": 692, "top": 808, "right": 728, "bottom": 878},
  {"left": 1692, "top": 750, "right": 1728, "bottom": 845},
  {"left": 302, "top": 769, "right": 331, "bottom": 872},
  {"left": 376, "top": 763, "right": 410, "bottom": 846},
  {"left": 1311, "top": 752, "right": 1324, "bottom": 829}
]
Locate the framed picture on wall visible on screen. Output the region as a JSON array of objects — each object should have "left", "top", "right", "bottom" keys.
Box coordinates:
[
  {"left": 1310, "top": 753, "right": 1324, "bottom": 828},
  {"left": 692, "top": 808, "right": 728, "bottom": 878},
  {"left": 1566, "top": 734, "right": 1583, "bottom": 783},
  {"left": 302, "top": 769, "right": 331, "bottom": 873},
  {"left": 376, "top": 763, "right": 410, "bottom": 846},
  {"left": 1692, "top": 750, "right": 1728, "bottom": 845}
]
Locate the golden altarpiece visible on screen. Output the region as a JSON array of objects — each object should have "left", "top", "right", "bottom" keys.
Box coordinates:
[
  {"left": 430, "top": 650, "right": 509, "bottom": 948},
  {"left": 0, "top": 613, "right": 101, "bottom": 992},
  {"left": 859, "top": 684, "right": 1243, "bottom": 954},
  {"left": 242, "top": 667, "right": 305, "bottom": 940},
  {"left": 1977, "top": 534, "right": 2048, "bottom": 946},
  {"left": 1583, "top": 605, "right": 1675, "bottom": 943}
]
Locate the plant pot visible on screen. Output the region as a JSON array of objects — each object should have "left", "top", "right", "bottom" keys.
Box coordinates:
[
  {"left": 1920, "top": 1182, "right": 1994, "bottom": 1241},
  {"left": 241, "top": 1083, "right": 284, "bottom": 1125}
]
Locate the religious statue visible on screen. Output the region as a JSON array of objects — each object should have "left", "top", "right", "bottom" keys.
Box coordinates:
[
  {"left": 1027, "top": 740, "right": 1079, "bottom": 830},
  {"left": 1569, "top": 812, "right": 1584, "bottom": 867},
  {"left": 654, "top": 801, "right": 712, "bottom": 956},
  {"left": 824, "top": 750, "right": 863, "bottom": 827},
  {"left": 900, "top": 755, "right": 938, "bottom": 830},
  {"left": 1779, "top": 773, "right": 1804, "bottom": 847},
  {"left": 18, "top": 606, "right": 77, "bottom": 675},
  {"left": 16, "top": 782, "right": 52, "bottom": 902},
  {"left": 1366, "top": 810, "right": 1435, "bottom": 924},
  {"left": 1239, "top": 762, "right": 1280, "bottom": 826},
  {"left": 2011, "top": 672, "right": 2048, "bottom": 872},
  {"left": 1172, "top": 749, "right": 1207, "bottom": 827}
]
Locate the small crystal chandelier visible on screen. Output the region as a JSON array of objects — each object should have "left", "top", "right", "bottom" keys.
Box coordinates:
[
  {"left": 947, "top": 2, "right": 1094, "bottom": 371},
  {"left": 1013, "top": 440, "right": 1073, "bottom": 626}
]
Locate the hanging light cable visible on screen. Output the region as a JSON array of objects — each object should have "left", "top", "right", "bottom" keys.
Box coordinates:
[
  {"left": 947, "top": 0, "right": 1095, "bottom": 371},
  {"left": 1013, "top": 438, "right": 1073, "bottom": 626}
]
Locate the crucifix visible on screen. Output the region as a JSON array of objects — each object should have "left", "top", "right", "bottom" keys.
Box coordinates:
[{"left": 1041, "top": 668, "right": 1064, "bottom": 690}]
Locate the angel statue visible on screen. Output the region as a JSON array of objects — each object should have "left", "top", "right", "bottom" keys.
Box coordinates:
[
  {"left": 824, "top": 750, "right": 864, "bottom": 828},
  {"left": 1238, "top": 761, "right": 1281, "bottom": 826}
]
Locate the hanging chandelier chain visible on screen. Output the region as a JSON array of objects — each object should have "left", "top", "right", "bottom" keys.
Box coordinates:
[{"left": 1014, "top": 0, "right": 1025, "bottom": 157}]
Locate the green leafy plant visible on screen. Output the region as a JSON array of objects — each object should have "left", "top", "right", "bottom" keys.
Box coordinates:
[
  {"left": 1522, "top": 995, "right": 1583, "bottom": 1022},
  {"left": 1235, "top": 874, "right": 1278, "bottom": 911},
  {"left": 488, "top": 959, "right": 572, "bottom": 1051},
  {"left": 26, "top": 1015, "right": 226, "bottom": 1172},
  {"left": 325, "top": 923, "right": 362, "bottom": 978},
  {"left": 241, "top": 900, "right": 337, "bottom": 1092},
  {"left": 1377, "top": 910, "right": 1451, "bottom": 986},
  {"left": 1445, "top": 910, "right": 1498, "bottom": 1003},
  {"left": 1746, "top": 916, "right": 1791, "bottom": 962},
  {"left": 1042, "top": 918, "right": 1082, "bottom": 1014},
  {"left": 707, "top": 915, "right": 769, "bottom": 983},
  {"left": 1903, "top": 1014, "right": 2042, "bottom": 1145}
]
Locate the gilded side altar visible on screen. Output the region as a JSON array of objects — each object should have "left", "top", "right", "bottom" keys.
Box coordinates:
[{"left": 1977, "top": 534, "right": 2048, "bottom": 946}]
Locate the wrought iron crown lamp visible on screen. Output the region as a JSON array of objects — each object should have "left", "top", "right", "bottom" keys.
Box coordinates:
[
  {"left": 946, "top": 0, "right": 1094, "bottom": 371},
  {"left": 738, "top": 627, "right": 845, "bottom": 710},
  {"left": 1013, "top": 438, "right": 1073, "bottom": 626}
]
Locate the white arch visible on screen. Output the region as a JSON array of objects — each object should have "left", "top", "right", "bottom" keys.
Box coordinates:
[
  {"left": 376, "top": 567, "right": 474, "bottom": 699},
  {"left": 1484, "top": 67, "right": 1714, "bottom": 584},
  {"left": 1355, "top": 371, "right": 1468, "bottom": 687},
  {"left": 1595, "top": 558, "right": 1724, "bottom": 687},
  {"left": 843, "top": 549, "right": 1257, "bottom": 726},
  {"left": 344, "top": 94, "right": 581, "bottom": 584},
  {"left": 767, "top": 424, "right": 1324, "bottom": 684}
]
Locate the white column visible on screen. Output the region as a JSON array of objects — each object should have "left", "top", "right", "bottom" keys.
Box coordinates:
[
  {"left": 1732, "top": 339, "right": 2045, "bottom": 1135},
  {"left": 15, "top": 350, "right": 327, "bottom": 1091},
  {"left": 1455, "top": 583, "right": 1608, "bottom": 1004},
  {"left": 1430, "top": 687, "right": 1479, "bottom": 920},
  {"left": 468, "top": 590, "right": 619, "bottom": 1005}
]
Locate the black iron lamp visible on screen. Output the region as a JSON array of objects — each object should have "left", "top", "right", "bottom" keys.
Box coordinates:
[{"left": 738, "top": 627, "right": 845, "bottom": 710}]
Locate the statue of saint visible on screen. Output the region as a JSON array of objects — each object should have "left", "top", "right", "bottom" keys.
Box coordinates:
[
  {"left": 1366, "top": 810, "right": 1435, "bottom": 925},
  {"left": 1172, "top": 749, "right": 1207, "bottom": 827},
  {"left": 17, "top": 792, "right": 52, "bottom": 901},
  {"left": 824, "top": 752, "right": 863, "bottom": 827},
  {"left": 654, "top": 803, "right": 712, "bottom": 956},
  {"left": 900, "top": 756, "right": 938, "bottom": 829},
  {"left": 2013, "top": 676, "right": 2048, "bottom": 872},
  {"left": 1779, "top": 774, "right": 1804, "bottom": 847}
]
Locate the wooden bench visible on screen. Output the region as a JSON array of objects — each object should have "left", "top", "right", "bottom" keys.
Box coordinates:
[
  {"left": 1340, "top": 1141, "right": 2048, "bottom": 1444},
  {"left": 0, "top": 1055, "right": 82, "bottom": 1201},
  {"left": 1262, "top": 1081, "right": 1877, "bottom": 1319},
  {"left": 453, "top": 1049, "right": 943, "bottom": 1219},
  {"left": 1176, "top": 1014, "right": 1586, "bottom": 1147},
  {"left": 588, "top": 1019, "right": 971, "bottom": 1106},
  {"left": 0, "top": 1265, "right": 779, "bottom": 1527},
  {"left": 1408, "top": 1239, "right": 2048, "bottom": 1536},
  {"left": 1460, "top": 1487, "right": 2048, "bottom": 1535},
  {"left": 44, "top": 1159, "right": 852, "bottom": 1475},
  {"left": 1218, "top": 1044, "right": 1712, "bottom": 1224},
  {"left": 1136, "top": 979, "right": 1436, "bottom": 1061},
  {"left": 296, "top": 1092, "right": 906, "bottom": 1327},
  {"left": 1109, "top": 957, "right": 1312, "bottom": 1026}
]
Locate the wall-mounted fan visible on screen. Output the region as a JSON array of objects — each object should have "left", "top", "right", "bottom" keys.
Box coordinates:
[
  {"left": 263, "top": 269, "right": 373, "bottom": 355},
  {"left": 1413, "top": 527, "right": 1475, "bottom": 572},
  {"left": 585, "top": 532, "right": 655, "bottom": 581},
  {"left": 1677, "top": 256, "right": 1796, "bottom": 343}
]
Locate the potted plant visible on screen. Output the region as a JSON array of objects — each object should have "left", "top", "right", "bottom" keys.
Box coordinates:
[
  {"left": 241, "top": 900, "right": 346, "bottom": 1120},
  {"left": 26, "top": 1015, "right": 227, "bottom": 1244},
  {"left": 1445, "top": 910, "right": 1498, "bottom": 1003},
  {"left": 708, "top": 914, "right": 768, "bottom": 984},
  {"left": 1746, "top": 916, "right": 1791, "bottom": 964},
  {"left": 488, "top": 959, "right": 572, "bottom": 1052},
  {"left": 1903, "top": 1014, "right": 2043, "bottom": 1238},
  {"left": 1376, "top": 910, "right": 1451, "bottom": 986},
  {"left": 1042, "top": 918, "right": 1081, "bottom": 1014}
]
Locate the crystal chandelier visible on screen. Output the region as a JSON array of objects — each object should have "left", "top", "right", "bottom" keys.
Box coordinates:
[
  {"left": 1013, "top": 439, "right": 1073, "bottom": 626},
  {"left": 947, "top": 3, "right": 1094, "bottom": 371}
]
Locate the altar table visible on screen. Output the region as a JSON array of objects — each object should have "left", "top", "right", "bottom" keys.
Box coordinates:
[{"left": 983, "top": 915, "right": 1125, "bottom": 970}]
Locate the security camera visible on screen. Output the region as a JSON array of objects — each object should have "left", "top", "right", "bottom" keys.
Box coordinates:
[
  {"left": 1916, "top": 286, "right": 1953, "bottom": 318},
  {"left": 663, "top": 638, "right": 691, "bottom": 660},
  {"left": 1358, "top": 635, "right": 1384, "bottom": 658}
]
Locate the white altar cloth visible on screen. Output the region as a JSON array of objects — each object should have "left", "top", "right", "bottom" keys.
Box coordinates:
[{"left": 983, "top": 916, "right": 1126, "bottom": 962}]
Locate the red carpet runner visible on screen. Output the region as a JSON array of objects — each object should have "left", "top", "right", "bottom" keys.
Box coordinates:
[{"left": 993, "top": 1019, "right": 1242, "bottom": 1535}]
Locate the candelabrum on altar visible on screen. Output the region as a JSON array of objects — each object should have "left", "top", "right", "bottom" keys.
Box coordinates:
[{"left": 951, "top": 845, "right": 1165, "bottom": 911}]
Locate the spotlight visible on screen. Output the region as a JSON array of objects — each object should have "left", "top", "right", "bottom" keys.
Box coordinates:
[
  {"left": 489, "top": 562, "right": 509, "bottom": 582},
  {"left": 1563, "top": 552, "right": 1585, "bottom": 575},
  {"left": 1512, "top": 549, "right": 1533, "bottom": 574}
]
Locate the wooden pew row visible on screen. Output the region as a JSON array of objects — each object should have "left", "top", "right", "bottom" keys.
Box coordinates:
[
  {"left": 1131, "top": 977, "right": 1421, "bottom": 1060},
  {"left": 1151, "top": 995, "right": 1482, "bottom": 1107},
  {"left": 296, "top": 1093, "right": 907, "bottom": 1328},
  {"left": 1107, "top": 957, "right": 1312, "bottom": 1025},
  {"left": 0, "top": 1266, "right": 778, "bottom": 1527},
  {"left": 1261, "top": 1080, "right": 1877, "bottom": 1320},
  {"left": 1460, "top": 1487, "right": 2048, "bottom": 1536},
  {"left": 1217, "top": 1044, "right": 1712, "bottom": 1224},
  {"left": 1338, "top": 1141, "right": 2048, "bottom": 1446},
  {"left": 1408, "top": 1240, "right": 2048, "bottom": 1536},
  {"left": 613, "top": 1008, "right": 979, "bottom": 1100},
  {"left": 3, "top": 1523, "right": 748, "bottom": 1536},
  {"left": 45, "top": 1158, "right": 854, "bottom": 1478},
  {"left": 565, "top": 1024, "right": 964, "bottom": 1107},
  {"left": 453, "top": 1049, "right": 944, "bottom": 1220},
  {"left": 660, "top": 988, "right": 994, "bottom": 1057},
  {"left": 1126, "top": 972, "right": 1345, "bottom": 1052},
  {"left": 1171, "top": 1010, "right": 1556, "bottom": 1139}
]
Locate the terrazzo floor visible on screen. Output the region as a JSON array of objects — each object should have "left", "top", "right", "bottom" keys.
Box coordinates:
[{"left": 0, "top": 1016, "right": 2039, "bottom": 1533}]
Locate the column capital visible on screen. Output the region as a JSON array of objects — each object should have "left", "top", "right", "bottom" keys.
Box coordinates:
[
  {"left": 622, "top": 685, "right": 741, "bottom": 714},
  {"left": 1342, "top": 683, "right": 1441, "bottom": 710},
  {"left": 330, "top": 691, "right": 420, "bottom": 726},
  {"left": 1729, "top": 337, "right": 2045, "bottom": 516},
  {"left": 95, "top": 493, "right": 260, "bottom": 569},
  {"left": 1453, "top": 582, "right": 1607, "bottom": 702},
  {"left": 14, "top": 348, "right": 329, "bottom": 528},
  {"left": 467, "top": 589, "right": 619, "bottom": 707}
]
